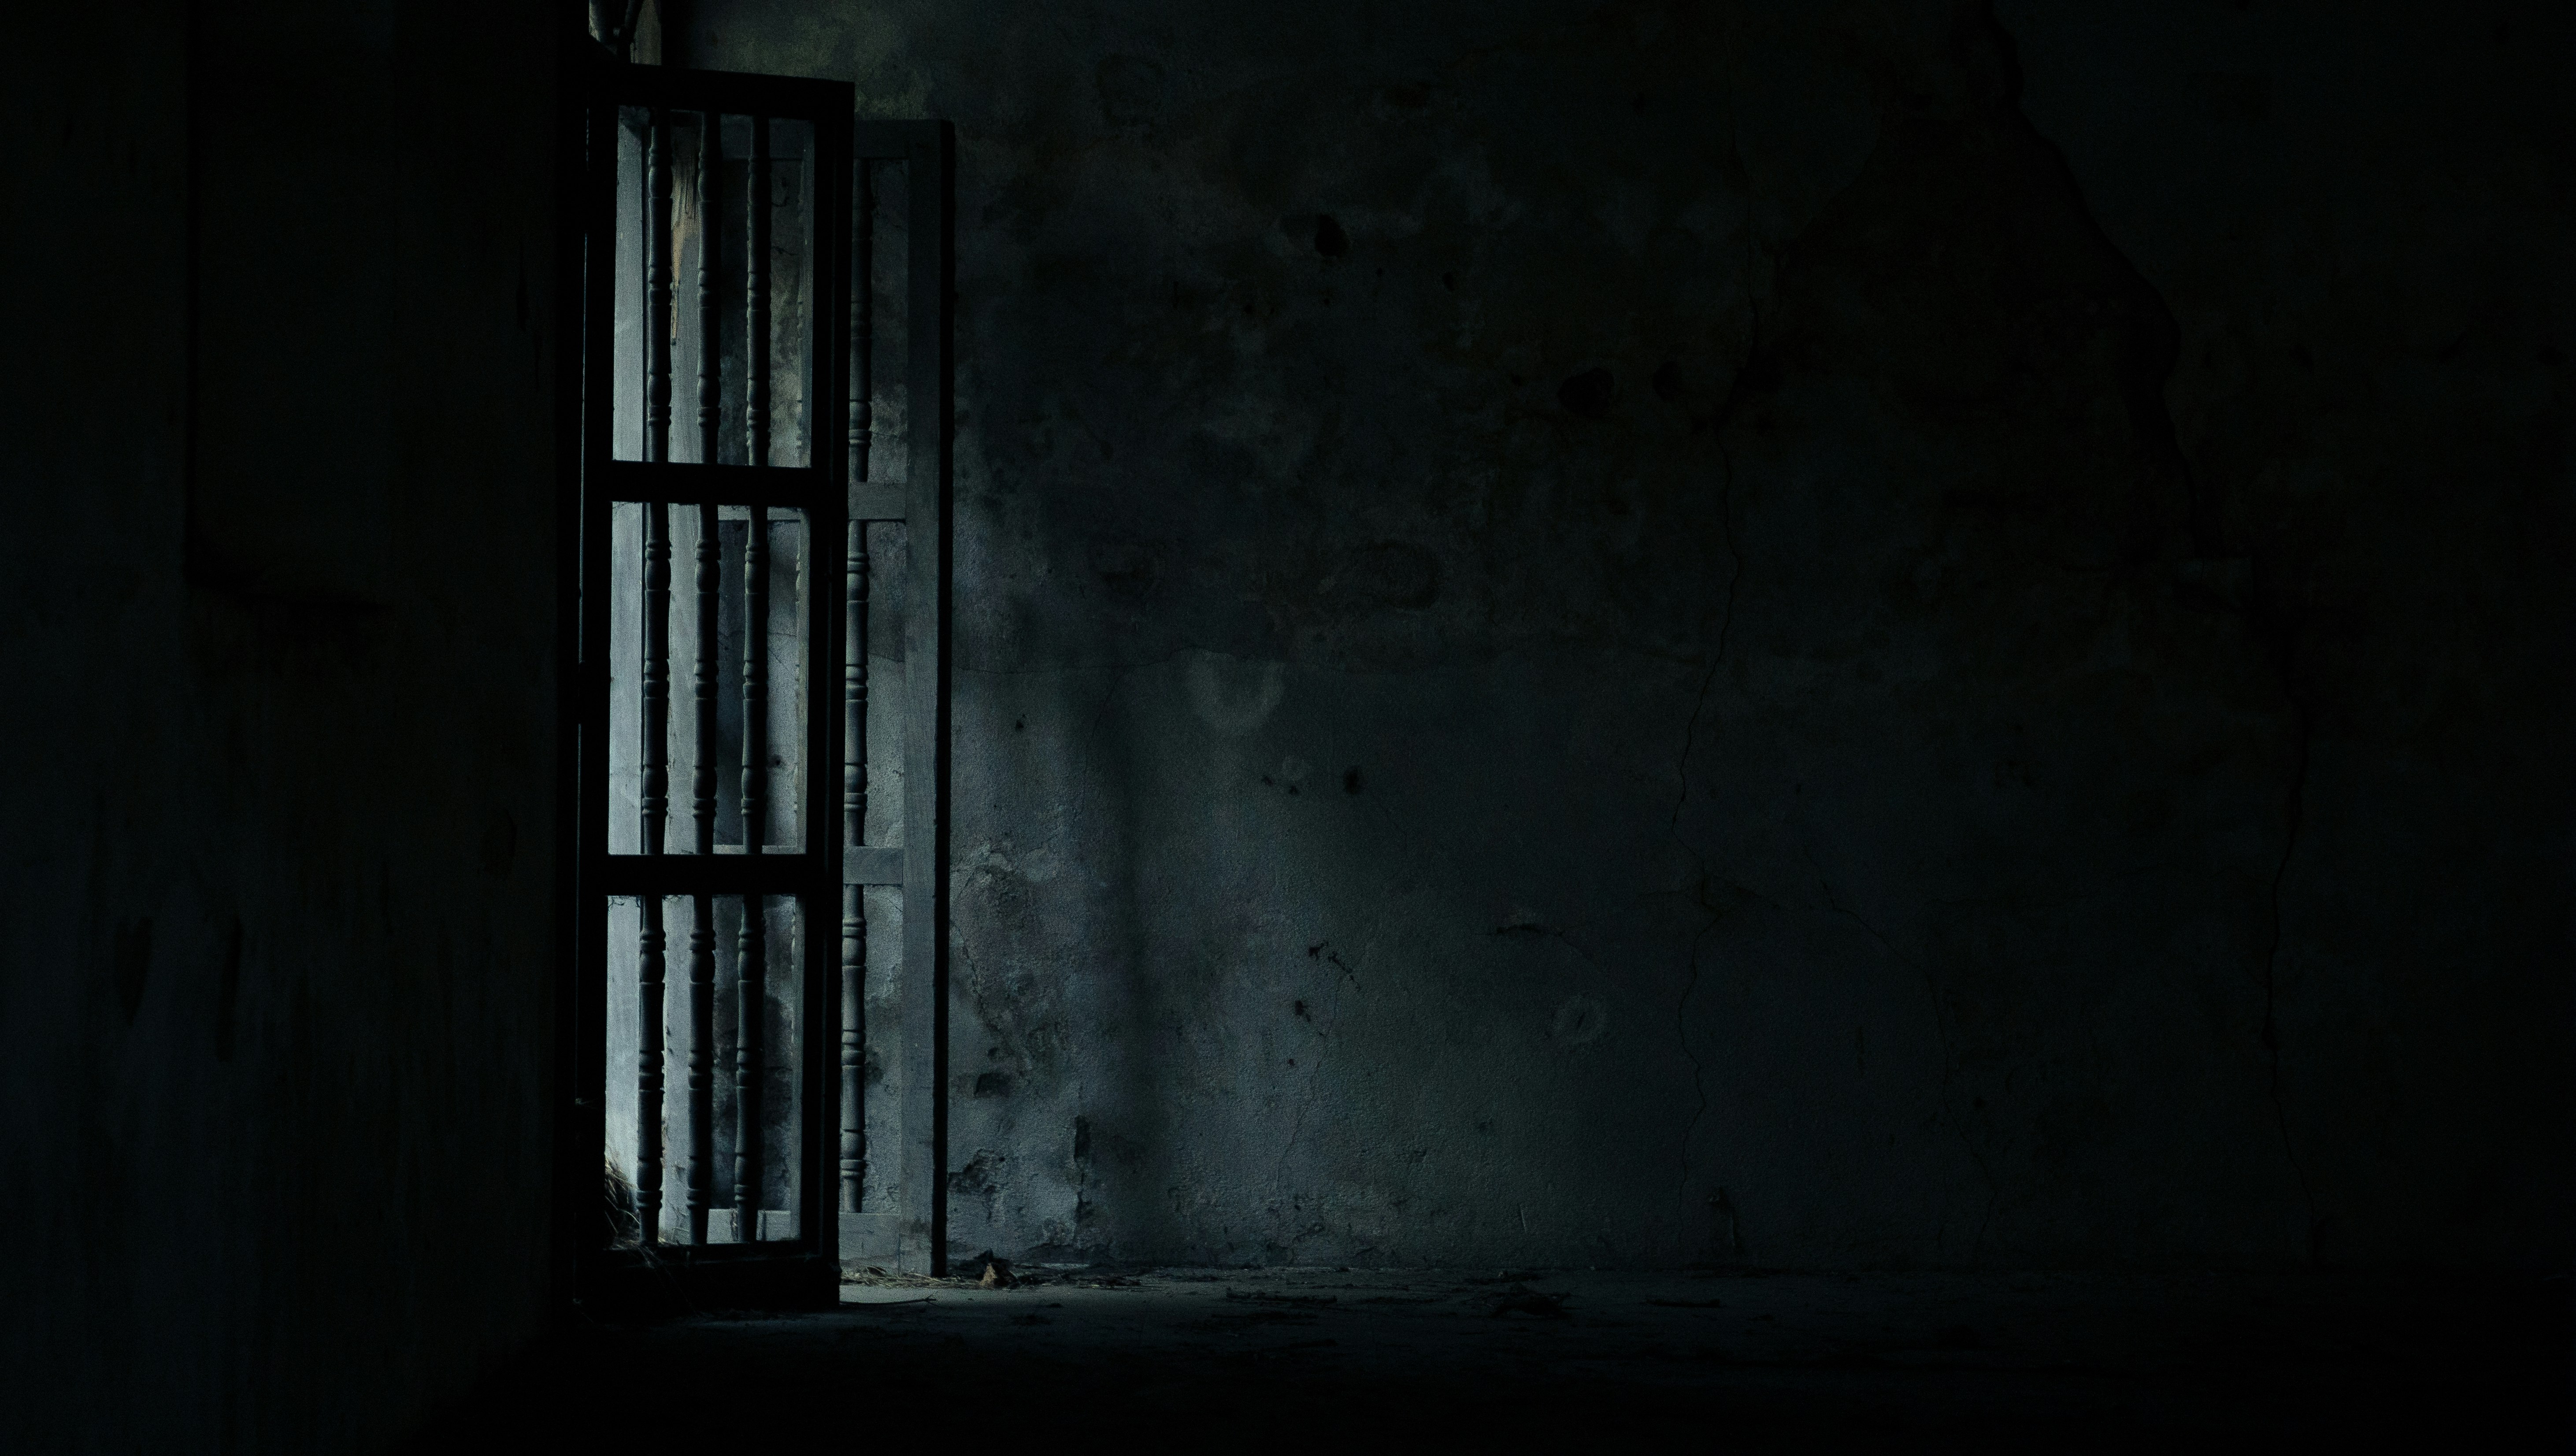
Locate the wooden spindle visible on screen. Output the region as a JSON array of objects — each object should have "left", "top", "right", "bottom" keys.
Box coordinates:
[
  {"left": 683, "top": 893, "right": 712, "bottom": 1245},
  {"left": 731, "top": 115, "right": 772, "bottom": 1240},
  {"left": 645, "top": 111, "right": 672, "bottom": 464},
  {"left": 747, "top": 116, "right": 771, "bottom": 467},
  {"left": 679, "top": 114, "right": 723, "bottom": 1246},
  {"left": 636, "top": 501, "right": 672, "bottom": 1242},
  {"left": 683, "top": 500, "right": 719, "bottom": 1245},
  {"left": 840, "top": 525, "right": 869, "bottom": 1215},
  {"left": 737, "top": 507, "right": 769, "bottom": 1233},
  {"left": 840, "top": 163, "right": 874, "bottom": 1215},
  {"left": 641, "top": 504, "right": 671, "bottom": 855},
  {"left": 737, "top": 893, "right": 767, "bottom": 1237},
  {"left": 695, "top": 112, "right": 721, "bottom": 465},
  {"left": 737, "top": 515, "right": 770, "bottom": 1234},
  {"left": 637, "top": 900, "right": 666, "bottom": 1245},
  {"left": 691, "top": 507, "right": 717, "bottom": 857},
  {"left": 743, "top": 517, "right": 770, "bottom": 849}
]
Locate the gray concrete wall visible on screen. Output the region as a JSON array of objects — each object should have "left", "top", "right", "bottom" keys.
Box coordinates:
[
  {"left": 684, "top": 0, "right": 2573, "bottom": 1271},
  {"left": 0, "top": 3, "right": 562, "bottom": 1448}
]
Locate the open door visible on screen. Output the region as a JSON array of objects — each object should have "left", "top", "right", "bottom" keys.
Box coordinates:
[{"left": 569, "top": 53, "right": 951, "bottom": 1312}]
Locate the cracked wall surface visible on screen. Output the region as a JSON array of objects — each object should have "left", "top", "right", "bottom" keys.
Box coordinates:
[{"left": 686, "top": 0, "right": 2570, "bottom": 1270}]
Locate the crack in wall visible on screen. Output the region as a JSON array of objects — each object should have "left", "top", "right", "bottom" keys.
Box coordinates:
[
  {"left": 1490, "top": 919, "right": 1619, "bottom": 981},
  {"left": 1661, "top": 127, "right": 1761, "bottom": 1245},
  {"left": 1271, "top": 926, "right": 1375, "bottom": 1234},
  {"left": 1971, "top": 0, "right": 2315, "bottom": 1263}
]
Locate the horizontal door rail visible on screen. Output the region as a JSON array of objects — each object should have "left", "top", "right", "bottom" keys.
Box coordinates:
[
  {"left": 600, "top": 847, "right": 905, "bottom": 892},
  {"left": 601, "top": 460, "right": 826, "bottom": 508},
  {"left": 597, "top": 854, "right": 833, "bottom": 897}
]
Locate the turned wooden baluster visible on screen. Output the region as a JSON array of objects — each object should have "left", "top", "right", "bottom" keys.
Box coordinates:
[
  {"left": 632, "top": 111, "right": 675, "bottom": 1245},
  {"left": 683, "top": 502, "right": 715, "bottom": 1245},
  {"left": 636, "top": 500, "right": 671, "bottom": 1244},
  {"left": 736, "top": 114, "right": 771, "bottom": 1237},
  {"left": 695, "top": 112, "right": 722, "bottom": 467},
  {"left": 738, "top": 508, "right": 769, "bottom": 1235},
  {"left": 645, "top": 110, "right": 673, "bottom": 465},
  {"left": 681, "top": 112, "right": 722, "bottom": 1249},
  {"left": 840, "top": 163, "right": 874, "bottom": 1216}
]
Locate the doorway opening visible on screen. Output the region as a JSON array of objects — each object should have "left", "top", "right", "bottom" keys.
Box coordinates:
[{"left": 566, "top": 49, "right": 953, "bottom": 1309}]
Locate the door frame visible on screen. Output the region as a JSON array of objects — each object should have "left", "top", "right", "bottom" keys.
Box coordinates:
[{"left": 552, "top": 38, "right": 954, "bottom": 1312}]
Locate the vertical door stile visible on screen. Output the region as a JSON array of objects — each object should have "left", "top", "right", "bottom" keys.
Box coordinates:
[
  {"left": 838, "top": 159, "right": 872, "bottom": 1220},
  {"left": 737, "top": 112, "right": 772, "bottom": 1239},
  {"left": 577, "top": 82, "right": 619, "bottom": 1275}
]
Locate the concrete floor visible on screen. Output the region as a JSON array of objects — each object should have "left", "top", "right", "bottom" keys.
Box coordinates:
[{"left": 416, "top": 1266, "right": 2568, "bottom": 1450}]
